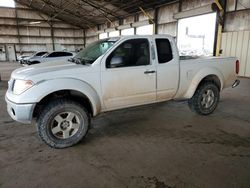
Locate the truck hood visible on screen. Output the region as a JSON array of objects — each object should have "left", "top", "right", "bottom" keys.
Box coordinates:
[{"left": 11, "top": 61, "right": 87, "bottom": 80}]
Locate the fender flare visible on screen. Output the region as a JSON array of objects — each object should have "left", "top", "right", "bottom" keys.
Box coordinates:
[
  {"left": 20, "top": 78, "right": 101, "bottom": 116},
  {"left": 183, "top": 67, "right": 224, "bottom": 99}
]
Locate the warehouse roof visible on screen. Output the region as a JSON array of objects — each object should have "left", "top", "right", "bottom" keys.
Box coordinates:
[{"left": 14, "top": 0, "right": 176, "bottom": 28}]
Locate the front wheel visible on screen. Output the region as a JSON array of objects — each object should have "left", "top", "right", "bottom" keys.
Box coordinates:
[
  {"left": 188, "top": 82, "right": 220, "bottom": 115},
  {"left": 37, "top": 99, "right": 90, "bottom": 148}
]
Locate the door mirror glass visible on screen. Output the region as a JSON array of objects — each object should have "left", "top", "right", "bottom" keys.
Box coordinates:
[{"left": 110, "top": 56, "right": 124, "bottom": 68}]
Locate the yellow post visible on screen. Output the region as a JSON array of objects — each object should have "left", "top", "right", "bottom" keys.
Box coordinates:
[
  {"left": 213, "top": 0, "right": 224, "bottom": 57},
  {"left": 216, "top": 24, "right": 222, "bottom": 56}
]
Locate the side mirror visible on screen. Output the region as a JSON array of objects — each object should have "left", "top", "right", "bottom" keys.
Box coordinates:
[{"left": 110, "top": 56, "right": 123, "bottom": 68}]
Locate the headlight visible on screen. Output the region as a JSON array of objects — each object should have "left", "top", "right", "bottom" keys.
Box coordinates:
[{"left": 13, "top": 79, "right": 34, "bottom": 95}]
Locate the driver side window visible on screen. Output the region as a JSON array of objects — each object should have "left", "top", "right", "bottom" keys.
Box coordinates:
[{"left": 106, "top": 39, "right": 150, "bottom": 68}]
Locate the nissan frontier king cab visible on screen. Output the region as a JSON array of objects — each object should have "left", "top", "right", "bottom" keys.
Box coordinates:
[{"left": 6, "top": 35, "right": 240, "bottom": 148}]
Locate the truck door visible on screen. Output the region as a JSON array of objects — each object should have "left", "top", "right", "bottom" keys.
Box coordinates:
[
  {"left": 101, "top": 38, "right": 156, "bottom": 110},
  {"left": 154, "top": 37, "right": 179, "bottom": 101}
]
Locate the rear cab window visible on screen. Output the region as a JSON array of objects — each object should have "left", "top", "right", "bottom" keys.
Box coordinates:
[{"left": 155, "top": 39, "right": 173, "bottom": 64}]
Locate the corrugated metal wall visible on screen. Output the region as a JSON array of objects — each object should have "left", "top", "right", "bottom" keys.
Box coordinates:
[
  {"left": 157, "top": 2, "right": 179, "bottom": 36},
  {"left": 221, "top": 31, "right": 250, "bottom": 77},
  {"left": 0, "top": 3, "right": 85, "bottom": 61}
]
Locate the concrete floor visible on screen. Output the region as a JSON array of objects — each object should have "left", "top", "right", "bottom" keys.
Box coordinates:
[{"left": 0, "top": 62, "right": 250, "bottom": 188}]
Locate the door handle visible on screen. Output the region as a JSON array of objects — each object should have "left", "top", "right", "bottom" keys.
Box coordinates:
[{"left": 144, "top": 70, "right": 156, "bottom": 74}]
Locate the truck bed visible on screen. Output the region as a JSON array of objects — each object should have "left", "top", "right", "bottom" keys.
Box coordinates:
[{"left": 174, "top": 56, "right": 237, "bottom": 99}]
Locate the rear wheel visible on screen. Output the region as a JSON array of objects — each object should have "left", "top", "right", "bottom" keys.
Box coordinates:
[
  {"left": 37, "top": 99, "right": 90, "bottom": 148},
  {"left": 188, "top": 82, "right": 220, "bottom": 115}
]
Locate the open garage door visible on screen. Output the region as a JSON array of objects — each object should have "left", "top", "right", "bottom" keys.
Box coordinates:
[{"left": 177, "top": 13, "right": 217, "bottom": 57}]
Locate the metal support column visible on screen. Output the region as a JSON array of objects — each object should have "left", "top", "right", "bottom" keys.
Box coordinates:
[
  {"left": 50, "top": 22, "right": 55, "bottom": 51},
  {"left": 154, "top": 7, "right": 159, "bottom": 34},
  {"left": 83, "top": 29, "right": 86, "bottom": 48},
  {"left": 14, "top": 7, "right": 21, "bottom": 59}
]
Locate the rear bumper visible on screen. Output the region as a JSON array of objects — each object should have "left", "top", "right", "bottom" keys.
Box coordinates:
[
  {"left": 5, "top": 97, "right": 35, "bottom": 124},
  {"left": 232, "top": 79, "right": 240, "bottom": 88}
]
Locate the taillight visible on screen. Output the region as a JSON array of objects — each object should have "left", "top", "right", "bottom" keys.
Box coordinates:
[{"left": 236, "top": 60, "right": 240, "bottom": 74}]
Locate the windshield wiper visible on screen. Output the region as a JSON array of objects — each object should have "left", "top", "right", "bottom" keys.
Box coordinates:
[
  {"left": 68, "top": 57, "right": 86, "bottom": 65},
  {"left": 68, "top": 58, "right": 74, "bottom": 62}
]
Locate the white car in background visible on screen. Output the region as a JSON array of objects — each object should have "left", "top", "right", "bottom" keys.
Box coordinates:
[
  {"left": 20, "top": 51, "right": 48, "bottom": 65},
  {"left": 17, "top": 55, "right": 29, "bottom": 63},
  {"left": 23, "top": 51, "right": 75, "bottom": 65}
]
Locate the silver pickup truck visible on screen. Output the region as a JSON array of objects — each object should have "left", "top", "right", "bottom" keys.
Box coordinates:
[{"left": 5, "top": 35, "right": 240, "bottom": 148}]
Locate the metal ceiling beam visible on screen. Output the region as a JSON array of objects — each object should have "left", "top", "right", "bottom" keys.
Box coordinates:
[
  {"left": 15, "top": 0, "right": 178, "bottom": 29},
  {"left": 29, "top": 0, "right": 33, "bottom": 6},
  {"left": 41, "top": 3, "right": 46, "bottom": 10},
  {"left": 15, "top": 0, "right": 80, "bottom": 27},
  {"left": 79, "top": 1, "right": 116, "bottom": 27},
  {"left": 40, "top": 0, "right": 118, "bottom": 28},
  {"left": 37, "top": 0, "right": 98, "bottom": 27},
  {"left": 46, "top": 1, "right": 74, "bottom": 22},
  {"left": 80, "top": 0, "right": 121, "bottom": 19},
  {"left": 111, "top": 0, "right": 143, "bottom": 13},
  {"left": 73, "top": 1, "right": 108, "bottom": 19},
  {"left": 102, "top": 0, "right": 139, "bottom": 18}
]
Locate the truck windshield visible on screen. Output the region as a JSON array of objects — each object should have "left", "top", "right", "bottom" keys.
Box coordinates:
[{"left": 73, "top": 38, "right": 118, "bottom": 64}]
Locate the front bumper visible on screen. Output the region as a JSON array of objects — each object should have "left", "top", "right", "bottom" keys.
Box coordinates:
[
  {"left": 5, "top": 97, "right": 36, "bottom": 124},
  {"left": 232, "top": 79, "right": 240, "bottom": 88}
]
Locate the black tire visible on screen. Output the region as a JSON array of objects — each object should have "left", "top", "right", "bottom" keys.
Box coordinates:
[
  {"left": 37, "top": 99, "right": 90, "bottom": 148},
  {"left": 188, "top": 82, "right": 220, "bottom": 115}
]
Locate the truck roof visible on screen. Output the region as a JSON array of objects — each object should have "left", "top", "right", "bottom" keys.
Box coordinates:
[{"left": 105, "top": 34, "right": 174, "bottom": 42}]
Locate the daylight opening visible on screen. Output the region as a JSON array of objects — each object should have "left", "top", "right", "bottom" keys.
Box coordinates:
[
  {"left": 136, "top": 24, "right": 154, "bottom": 35},
  {"left": 177, "top": 13, "right": 217, "bottom": 57},
  {"left": 99, "top": 33, "right": 108, "bottom": 39},
  {"left": 0, "top": 0, "right": 15, "bottom": 8}
]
